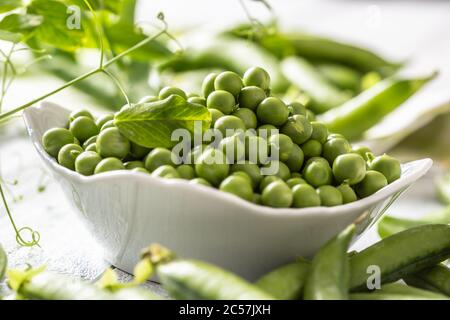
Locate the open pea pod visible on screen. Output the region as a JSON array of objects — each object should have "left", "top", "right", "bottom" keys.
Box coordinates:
[
  {"left": 350, "top": 283, "right": 449, "bottom": 300},
  {"left": 319, "top": 73, "right": 436, "bottom": 140},
  {"left": 349, "top": 224, "right": 450, "bottom": 291},
  {"left": 303, "top": 224, "right": 356, "bottom": 300},
  {"left": 255, "top": 259, "right": 310, "bottom": 300},
  {"left": 404, "top": 264, "right": 450, "bottom": 296}
]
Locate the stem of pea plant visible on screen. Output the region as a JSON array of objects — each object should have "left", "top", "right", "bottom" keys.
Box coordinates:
[{"left": 0, "top": 28, "right": 168, "bottom": 121}]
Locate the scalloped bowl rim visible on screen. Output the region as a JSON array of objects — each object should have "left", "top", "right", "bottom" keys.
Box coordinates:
[{"left": 23, "top": 101, "right": 433, "bottom": 220}]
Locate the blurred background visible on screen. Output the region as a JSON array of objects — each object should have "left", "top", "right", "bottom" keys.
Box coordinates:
[{"left": 0, "top": 0, "right": 449, "bottom": 279}]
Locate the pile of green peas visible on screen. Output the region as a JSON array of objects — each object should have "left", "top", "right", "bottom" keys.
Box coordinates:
[{"left": 42, "top": 66, "right": 402, "bottom": 208}]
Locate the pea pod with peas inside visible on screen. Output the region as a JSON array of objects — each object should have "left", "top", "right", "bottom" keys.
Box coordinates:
[
  {"left": 143, "top": 245, "right": 273, "bottom": 300},
  {"left": 349, "top": 224, "right": 450, "bottom": 291},
  {"left": 403, "top": 264, "right": 450, "bottom": 296},
  {"left": 319, "top": 73, "right": 436, "bottom": 140}
]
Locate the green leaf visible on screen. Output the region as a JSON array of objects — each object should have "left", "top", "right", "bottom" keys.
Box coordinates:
[
  {"left": 0, "top": 13, "right": 43, "bottom": 42},
  {"left": 105, "top": 23, "right": 173, "bottom": 62},
  {"left": 114, "top": 95, "right": 211, "bottom": 149},
  {"left": 0, "top": 0, "right": 23, "bottom": 13},
  {"left": 27, "top": 0, "right": 86, "bottom": 51}
]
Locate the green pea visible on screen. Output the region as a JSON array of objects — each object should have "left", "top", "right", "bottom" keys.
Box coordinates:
[
  {"left": 263, "top": 160, "right": 291, "bottom": 181},
  {"left": 292, "top": 184, "right": 321, "bottom": 208},
  {"left": 369, "top": 154, "right": 401, "bottom": 184},
  {"left": 310, "top": 122, "right": 329, "bottom": 144},
  {"left": 94, "top": 157, "right": 125, "bottom": 174},
  {"left": 302, "top": 158, "right": 332, "bottom": 187},
  {"left": 301, "top": 139, "right": 322, "bottom": 159},
  {"left": 132, "top": 167, "right": 149, "bottom": 174},
  {"left": 220, "top": 176, "right": 254, "bottom": 201},
  {"left": 85, "top": 143, "right": 97, "bottom": 152},
  {"left": 138, "top": 95, "right": 159, "bottom": 104},
  {"left": 209, "top": 108, "right": 225, "bottom": 126},
  {"left": 238, "top": 86, "right": 266, "bottom": 110},
  {"left": 74, "top": 151, "right": 102, "bottom": 176},
  {"left": 245, "top": 135, "right": 269, "bottom": 164},
  {"left": 327, "top": 133, "right": 345, "bottom": 141},
  {"left": 286, "top": 177, "right": 307, "bottom": 188},
  {"left": 42, "top": 128, "right": 75, "bottom": 157},
  {"left": 257, "top": 97, "right": 289, "bottom": 126},
  {"left": 69, "top": 109, "right": 93, "bottom": 122},
  {"left": 259, "top": 175, "right": 281, "bottom": 192},
  {"left": 256, "top": 124, "right": 278, "bottom": 138},
  {"left": 176, "top": 164, "right": 196, "bottom": 180},
  {"left": 214, "top": 71, "right": 243, "bottom": 97},
  {"left": 316, "top": 185, "right": 343, "bottom": 207},
  {"left": 69, "top": 116, "right": 99, "bottom": 143},
  {"left": 57, "top": 144, "right": 83, "bottom": 170},
  {"left": 218, "top": 135, "right": 245, "bottom": 163},
  {"left": 268, "top": 133, "right": 293, "bottom": 162},
  {"left": 207, "top": 90, "right": 236, "bottom": 115},
  {"left": 337, "top": 183, "right": 358, "bottom": 204},
  {"left": 288, "top": 102, "right": 307, "bottom": 116},
  {"left": 290, "top": 172, "right": 302, "bottom": 179},
  {"left": 187, "top": 96, "right": 206, "bottom": 106},
  {"left": 130, "top": 142, "right": 151, "bottom": 159},
  {"left": 100, "top": 120, "right": 115, "bottom": 131},
  {"left": 333, "top": 153, "right": 366, "bottom": 185},
  {"left": 214, "top": 115, "right": 246, "bottom": 137},
  {"left": 281, "top": 114, "right": 313, "bottom": 145},
  {"left": 284, "top": 144, "right": 304, "bottom": 173},
  {"left": 202, "top": 72, "right": 218, "bottom": 97},
  {"left": 352, "top": 145, "right": 373, "bottom": 162},
  {"left": 152, "top": 165, "right": 180, "bottom": 179},
  {"left": 354, "top": 170, "right": 388, "bottom": 198},
  {"left": 96, "top": 127, "right": 130, "bottom": 159},
  {"left": 144, "top": 148, "right": 176, "bottom": 172},
  {"left": 82, "top": 135, "right": 97, "bottom": 149},
  {"left": 233, "top": 108, "right": 257, "bottom": 129},
  {"left": 95, "top": 114, "right": 114, "bottom": 129},
  {"left": 243, "top": 67, "right": 270, "bottom": 91},
  {"left": 124, "top": 161, "right": 144, "bottom": 170},
  {"left": 195, "top": 148, "right": 230, "bottom": 186},
  {"left": 189, "top": 178, "right": 212, "bottom": 187},
  {"left": 323, "top": 137, "right": 351, "bottom": 164},
  {"left": 262, "top": 180, "right": 293, "bottom": 208},
  {"left": 230, "top": 171, "right": 253, "bottom": 186},
  {"left": 230, "top": 162, "right": 262, "bottom": 190},
  {"left": 159, "top": 86, "right": 187, "bottom": 100}
]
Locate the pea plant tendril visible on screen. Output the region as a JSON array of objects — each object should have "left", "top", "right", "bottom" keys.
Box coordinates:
[
  {"left": 0, "top": 0, "right": 180, "bottom": 247},
  {"left": 237, "top": 0, "right": 275, "bottom": 38}
]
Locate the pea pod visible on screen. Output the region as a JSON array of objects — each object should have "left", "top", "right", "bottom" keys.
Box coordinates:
[
  {"left": 377, "top": 208, "right": 450, "bottom": 238},
  {"left": 255, "top": 259, "right": 310, "bottom": 300},
  {"left": 350, "top": 283, "right": 449, "bottom": 300},
  {"left": 319, "top": 73, "right": 436, "bottom": 140},
  {"left": 258, "top": 32, "right": 400, "bottom": 74},
  {"left": 157, "top": 260, "right": 274, "bottom": 300},
  {"left": 303, "top": 224, "right": 356, "bottom": 300},
  {"left": 158, "top": 36, "right": 289, "bottom": 93},
  {"left": 0, "top": 244, "right": 6, "bottom": 281},
  {"left": 403, "top": 264, "right": 450, "bottom": 296},
  {"left": 349, "top": 224, "right": 450, "bottom": 291},
  {"left": 316, "top": 63, "right": 361, "bottom": 92},
  {"left": 7, "top": 268, "right": 160, "bottom": 300},
  {"left": 282, "top": 57, "right": 352, "bottom": 114}
]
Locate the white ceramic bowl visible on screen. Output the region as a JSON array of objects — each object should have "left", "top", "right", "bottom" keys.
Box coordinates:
[{"left": 23, "top": 102, "right": 433, "bottom": 280}]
